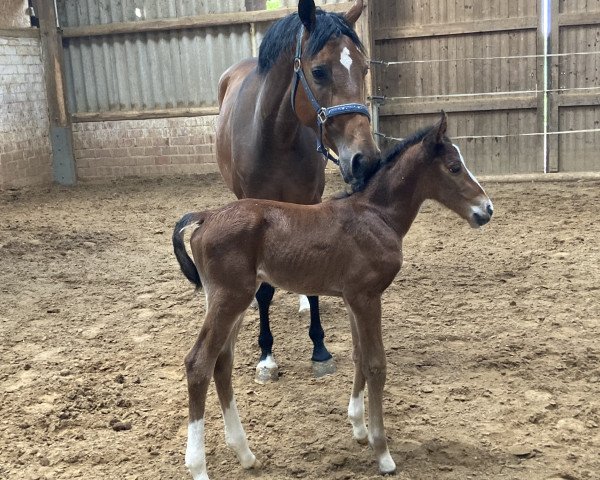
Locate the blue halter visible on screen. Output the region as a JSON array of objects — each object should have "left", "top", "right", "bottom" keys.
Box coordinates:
[{"left": 291, "top": 26, "right": 371, "bottom": 165}]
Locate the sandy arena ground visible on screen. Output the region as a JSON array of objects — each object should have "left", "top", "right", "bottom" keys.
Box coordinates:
[{"left": 1, "top": 173, "right": 599, "bottom": 480}]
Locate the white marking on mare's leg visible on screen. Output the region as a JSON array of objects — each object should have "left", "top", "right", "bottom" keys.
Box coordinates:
[
  {"left": 185, "top": 419, "right": 209, "bottom": 480},
  {"left": 298, "top": 295, "right": 310, "bottom": 313},
  {"left": 348, "top": 391, "right": 368, "bottom": 443},
  {"left": 255, "top": 354, "right": 279, "bottom": 383},
  {"left": 223, "top": 399, "right": 257, "bottom": 469},
  {"left": 340, "top": 46, "right": 353, "bottom": 72}
]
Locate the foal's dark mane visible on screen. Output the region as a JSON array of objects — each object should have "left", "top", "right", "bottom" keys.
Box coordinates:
[
  {"left": 380, "top": 125, "right": 436, "bottom": 167},
  {"left": 258, "top": 8, "right": 363, "bottom": 74},
  {"left": 334, "top": 125, "right": 436, "bottom": 198}
]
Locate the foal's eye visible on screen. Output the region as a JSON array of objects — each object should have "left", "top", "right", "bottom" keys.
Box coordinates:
[
  {"left": 448, "top": 164, "right": 462, "bottom": 174},
  {"left": 311, "top": 67, "right": 328, "bottom": 82}
]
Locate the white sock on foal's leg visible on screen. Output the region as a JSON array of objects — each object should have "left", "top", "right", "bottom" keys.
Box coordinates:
[
  {"left": 368, "top": 426, "right": 396, "bottom": 474},
  {"left": 185, "top": 419, "right": 209, "bottom": 480},
  {"left": 223, "top": 399, "right": 258, "bottom": 469},
  {"left": 298, "top": 294, "right": 310, "bottom": 313},
  {"left": 347, "top": 391, "right": 368, "bottom": 443}
]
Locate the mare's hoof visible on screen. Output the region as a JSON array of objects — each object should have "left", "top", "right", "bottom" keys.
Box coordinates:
[
  {"left": 255, "top": 365, "right": 279, "bottom": 384},
  {"left": 312, "top": 357, "right": 336, "bottom": 378},
  {"left": 355, "top": 435, "right": 369, "bottom": 445},
  {"left": 249, "top": 298, "right": 258, "bottom": 309}
]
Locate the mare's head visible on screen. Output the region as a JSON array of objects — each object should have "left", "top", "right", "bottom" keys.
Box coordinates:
[
  {"left": 383, "top": 113, "right": 494, "bottom": 228},
  {"left": 258, "top": 0, "right": 380, "bottom": 188}
]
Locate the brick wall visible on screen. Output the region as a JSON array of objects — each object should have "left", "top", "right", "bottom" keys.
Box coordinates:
[
  {"left": 0, "top": 34, "right": 52, "bottom": 190},
  {"left": 72, "top": 116, "right": 219, "bottom": 180}
]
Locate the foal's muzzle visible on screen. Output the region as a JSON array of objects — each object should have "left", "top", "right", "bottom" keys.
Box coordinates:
[{"left": 470, "top": 200, "right": 494, "bottom": 227}]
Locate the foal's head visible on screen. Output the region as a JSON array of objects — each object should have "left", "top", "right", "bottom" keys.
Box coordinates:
[
  {"left": 258, "top": 0, "right": 380, "bottom": 187},
  {"left": 415, "top": 113, "right": 494, "bottom": 228}
]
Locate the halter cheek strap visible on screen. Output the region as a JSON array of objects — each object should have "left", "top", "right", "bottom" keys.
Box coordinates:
[{"left": 291, "top": 26, "right": 371, "bottom": 165}]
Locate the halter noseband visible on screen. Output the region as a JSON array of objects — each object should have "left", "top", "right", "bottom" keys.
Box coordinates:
[{"left": 291, "top": 26, "right": 371, "bottom": 165}]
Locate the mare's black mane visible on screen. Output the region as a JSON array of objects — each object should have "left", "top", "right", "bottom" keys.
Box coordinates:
[{"left": 258, "top": 8, "right": 363, "bottom": 74}]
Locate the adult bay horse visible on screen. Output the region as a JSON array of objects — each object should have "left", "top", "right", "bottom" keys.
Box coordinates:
[
  {"left": 216, "top": 0, "right": 379, "bottom": 382},
  {"left": 173, "top": 113, "right": 494, "bottom": 479}
]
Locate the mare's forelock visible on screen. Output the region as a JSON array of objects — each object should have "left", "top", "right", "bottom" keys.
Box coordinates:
[{"left": 257, "top": 9, "right": 363, "bottom": 74}]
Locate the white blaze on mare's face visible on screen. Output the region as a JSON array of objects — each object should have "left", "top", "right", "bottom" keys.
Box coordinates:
[
  {"left": 340, "top": 47, "right": 353, "bottom": 73},
  {"left": 185, "top": 419, "right": 209, "bottom": 480}
]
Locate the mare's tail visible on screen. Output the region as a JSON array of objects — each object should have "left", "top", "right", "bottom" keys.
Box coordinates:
[{"left": 172, "top": 212, "right": 205, "bottom": 289}]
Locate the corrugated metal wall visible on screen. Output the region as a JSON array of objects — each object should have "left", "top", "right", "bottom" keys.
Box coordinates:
[
  {"left": 58, "top": 0, "right": 345, "bottom": 115},
  {"left": 372, "top": 0, "right": 541, "bottom": 175}
]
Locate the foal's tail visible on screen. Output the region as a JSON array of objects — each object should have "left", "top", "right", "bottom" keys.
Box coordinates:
[{"left": 172, "top": 212, "right": 205, "bottom": 289}]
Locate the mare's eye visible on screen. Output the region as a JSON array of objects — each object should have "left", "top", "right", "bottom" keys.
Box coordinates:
[
  {"left": 449, "top": 164, "right": 462, "bottom": 174},
  {"left": 312, "top": 67, "right": 328, "bottom": 82}
]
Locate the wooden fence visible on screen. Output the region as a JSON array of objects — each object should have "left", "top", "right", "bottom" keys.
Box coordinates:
[{"left": 370, "top": 0, "right": 600, "bottom": 174}]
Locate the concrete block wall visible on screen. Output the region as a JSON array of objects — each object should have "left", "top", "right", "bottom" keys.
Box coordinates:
[
  {"left": 0, "top": 35, "right": 52, "bottom": 190},
  {"left": 72, "top": 116, "right": 219, "bottom": 180}
]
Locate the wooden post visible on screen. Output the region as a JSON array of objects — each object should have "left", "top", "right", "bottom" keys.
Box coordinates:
[{"left": 36, "top": 0, "right": 76, "bottom": 185}]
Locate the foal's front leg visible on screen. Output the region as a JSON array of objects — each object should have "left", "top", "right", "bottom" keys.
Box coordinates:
[
  {"left": 346, "top": 294, "right": 396, "bottom": 474},
  {"left": 347, "top": 309, "right": 368, "bottom": 444}
]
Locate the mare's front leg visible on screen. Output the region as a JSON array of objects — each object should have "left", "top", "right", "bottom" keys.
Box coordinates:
[
  {"left": 255, "top": 283, "right": 279, "bottom": 384},
  {"left": 307, "top": 296, "right": 336, "bottom": 377},
  {"left": 345, "top": 294, "right": 396, "bottom": 475}
]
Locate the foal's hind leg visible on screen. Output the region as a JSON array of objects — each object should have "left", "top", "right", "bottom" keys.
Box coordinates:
[
  {"left": 255, "top": 283, "right": 279, "bottom": 384},
  {"left": 214, "top": 313, "right": 260, "bottom": 470},
  {"left": 307, "top": 296, "right": 336, "bottom": 377},
  {"left": 184, "top": 295, "right": 253, "bottom": 480}
]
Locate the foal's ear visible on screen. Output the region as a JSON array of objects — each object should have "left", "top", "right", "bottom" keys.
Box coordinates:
[
  {"left": 298, "top": 0, "right": 317, "bottom": 32},
  {"left": 345, "top": 0, "right": 364, "bottom": 25},
  {"left": 424, "top": 110, "right": 448, "bottom": 150}
]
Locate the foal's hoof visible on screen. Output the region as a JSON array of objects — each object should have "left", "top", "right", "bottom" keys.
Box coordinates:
[
  {"left": 312, "top": 357, "right": 336, "bottom": 378},
  {"left": 355, "top": 434, "right": 369, "bottom": 446},
  {"left": 248, "top": 458, "right": 262, "bottom": 470},
  {"left": 255, "top": 365, "right": 279, "bottom": 384}
]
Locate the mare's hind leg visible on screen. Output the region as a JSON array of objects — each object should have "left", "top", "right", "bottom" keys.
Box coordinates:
[
  {"left": 184, "top": 294, "right": 253, "bottom": 480},
  {"left": 255, "top": 283, "right": 279, "bottom": 384},
  {"left": 307, "top": 296, "right": 336, "bottom": 377},
  {"left": 214, "top": 313, "right": 260, "bottom": 470}
]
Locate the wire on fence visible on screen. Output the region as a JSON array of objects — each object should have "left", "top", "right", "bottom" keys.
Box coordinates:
[
  {"left": 374, "top": 128, "right": 600, "bottom": 142},
  {"left": 369, "top": 50, "right": 600, "bottom": 66},
  {"left": 372, "top": 85, "right": 600, "bottom": 102}
]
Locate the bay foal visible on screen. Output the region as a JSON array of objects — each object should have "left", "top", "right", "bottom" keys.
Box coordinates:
[
  {"left": 173, "top": 114, "right": 493, "bottom": 479},
  {"left": 217, "top": 0, "right": 379, "bottom": 381}
]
